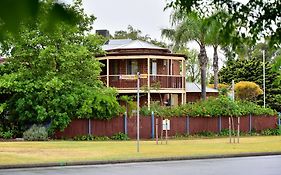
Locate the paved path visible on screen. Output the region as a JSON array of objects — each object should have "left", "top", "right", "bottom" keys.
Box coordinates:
[{"left": 1, "top": 155, "right": 280, "bottom": 175}]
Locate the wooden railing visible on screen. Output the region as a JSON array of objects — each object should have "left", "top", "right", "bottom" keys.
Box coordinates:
[{"left": 100, "top": 75, "right": 184, "bottom": 89}]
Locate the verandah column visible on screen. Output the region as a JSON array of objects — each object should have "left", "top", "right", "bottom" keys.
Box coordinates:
[
  {"left": 106, "top": 58, "right": 109, "bottom": 87},
  {"left": 182, "top": 59, "right": 187, "bottom": 104},
  {"left": 147, "top": 57, "right": 151, "bottom": 108}
]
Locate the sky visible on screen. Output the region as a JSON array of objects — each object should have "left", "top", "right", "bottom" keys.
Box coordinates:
[
  {"left": 79, "top": 0, "right": 228, "bottom": 67},
  {"left": 82, "top": 0, "right": 171, "bottom": 41},
  {"left": 62, "top": 0, "right": 248, "bottom": 68}
]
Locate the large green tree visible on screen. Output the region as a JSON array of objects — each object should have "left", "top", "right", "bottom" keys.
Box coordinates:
[
  {"left": 0, "top": 0, "right": 78, "bottom": 42},
  {"left": 0, "top": 0, "right": 121, "bottom": 135},
  {"left": 113, "top": 25, "right": 168, "bottom": 48},
  {"left": 162, "top": 12, "right": 210, "bottom": 99},
  {"left": 205, "top": 11, "right": 231, "bottom": 89},
  {"left": 219, "top": 58, "right": 281, "bottom": 111},
  {"left": 167, "top": 0, "right": 281, "bottom": 47}
]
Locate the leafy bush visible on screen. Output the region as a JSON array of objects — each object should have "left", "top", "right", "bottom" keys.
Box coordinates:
[
  {"left": 218, "top": 129, "right": 231, "bottom": 136},
  {"left": 111, "top": 132, "right": 129, "bottom": 140},
  {"left": 261, "top": 128, "right": 281, "bottom": 136},
  {"left": 94, "top": 136, "right": 111, "bottom": 141},
  {"left": 218, "top": 129, "right": 248, "bottom": 136},
  {"left": 235, "top": 81, "right": 263, "bottom": 101},
  {"left": 196, "top": 131, "right": 216, "bottom": 137},
  {"left": 172, "top": 133, "right": 190, "bottom": 139},
  {"left": 0, "top": 131, "right": 13, "bottom": 139},
  {"left": 73, "top": 135, "right": 110, "bottom": 141},
  {"left": 23, "top": 125, "right": 48, "bottom": 141},
  {"left": 141, "top": 96, "right": 276, "bottom": 118}
]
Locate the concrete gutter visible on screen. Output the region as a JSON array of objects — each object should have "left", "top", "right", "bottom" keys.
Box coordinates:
[{"left": 1, "top": 152, "right": 281, "bottom": 169}]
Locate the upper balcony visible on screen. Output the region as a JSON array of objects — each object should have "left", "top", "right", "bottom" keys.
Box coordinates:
[
  {"left": 100, "top": 74, "right": 184, "bottom": 90},
  {"left": 97, "top": 39, "right": 186, "bottom": 92}
]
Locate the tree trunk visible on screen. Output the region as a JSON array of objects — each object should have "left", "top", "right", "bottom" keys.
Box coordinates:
[
  {"left": 213, "top": 45, "right": 219, "bottom": 89},
  {"left": 199, "top": 44, "right": 208, "bottom": 100}
]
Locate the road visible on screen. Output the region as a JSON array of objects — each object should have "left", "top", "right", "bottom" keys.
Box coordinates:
[{"left": 1, "top": 155, "right": 280, "bottom": 175}]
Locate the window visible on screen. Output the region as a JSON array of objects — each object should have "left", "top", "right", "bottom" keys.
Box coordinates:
[
  {"left": 127, "top": 60, "right": 138, "bottom": 75},
  {"left": 151, "top": 60, "right": 157, "bottom": 75}
]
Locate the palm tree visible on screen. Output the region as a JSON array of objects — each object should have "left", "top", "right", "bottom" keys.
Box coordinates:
[
  {"left": 162, "top": 12, "right": 210, "bottom": 100},
  {"left": 205, "top": 15, "right": 223, "bottom": 89}
]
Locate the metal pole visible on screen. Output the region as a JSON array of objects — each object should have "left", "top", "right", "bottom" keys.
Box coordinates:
[
  {"left": 231, "top": 117, "right": 235, "bottom": 143},
  {"left": 237, "top": 117, "right": 240, "bottom": 144},
  {"left": 88, "top": 119, "right": 91, "bottom": 135},
  {"left": 156, "top": 118, "right": 158, "bottom": 144},
  {"left": 186, "top": 116, "right": 190, "bottom": 135},
  {"left": 263, "top": 50, "right": 266, "bottom": 108},
  {"left": 151, "top": 111, "right": 155, "bottom": 139},
  {"left": 124, "top": 112, "right": 128, "bottom": 135},
  {"left": 165, "top": 119, "right": 168, "bottom": 144},
  {"left": 249, "top": 114, "right": 252, "bottom": 134},
  {"left": 137, "top": 72, "right": 140, "bottom": 152},
  {"left": 278, "top": 112, "right": 281, "bottom": 129},
  {"left": 218, "top": 116, "right": 222, "bottom": 132},
  {"left": 229, "top": 117, "right": 232, "bottom": 143}
]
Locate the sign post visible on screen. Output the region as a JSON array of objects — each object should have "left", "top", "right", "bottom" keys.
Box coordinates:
[
  {"left": 137, "top": 72, "right": 140, "bottom": 153},
  {"left": 120, "top": 73, "right": 147, "bottom": 152}
]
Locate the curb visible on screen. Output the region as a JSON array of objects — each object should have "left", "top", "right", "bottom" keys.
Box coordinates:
[{"left": 1, "top": 152, "right": 281, "bottom": 169}]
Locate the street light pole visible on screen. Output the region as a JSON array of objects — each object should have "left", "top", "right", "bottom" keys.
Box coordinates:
[
  {"left": 137, "top": 72, "right": 140, "bottom": 152},
  {"left": 263, "top": 50, "right": 266, "bottom": 108}
]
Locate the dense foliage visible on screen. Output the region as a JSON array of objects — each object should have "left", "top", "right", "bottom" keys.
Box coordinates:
[
  {"left": 73, "top": 133, "right": 129, "bottom": 141},
  {"left": 0, "top": 1, "right": 121, "bottom": 136},
  {"left": 141, "top": 96, "right": 276, "bottom": 118},
  {"left": 167, "top": 0, "right": 281, "bottom": 47},
  {"left": 112, "top": 25, "right": 168, "bottom": 48},
  {"left": 0, "top": 0, "right": 78, "bottom": 42},
  {"left": 219, "top": 58, "right": 281, "bottom": 112}
]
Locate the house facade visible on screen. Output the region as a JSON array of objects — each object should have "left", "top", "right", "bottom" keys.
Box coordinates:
[{"left": 98, "top": 39, "right": 186, "bottom": 107}]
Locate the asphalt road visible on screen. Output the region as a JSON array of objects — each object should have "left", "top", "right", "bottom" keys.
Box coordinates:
[{"left": 1, "top": 155, "right": 281, "bottom": 175}]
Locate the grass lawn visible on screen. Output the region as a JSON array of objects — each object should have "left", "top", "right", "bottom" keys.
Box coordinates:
[{"left": 0, "top": 136, "right": 281, "bottom": 165}]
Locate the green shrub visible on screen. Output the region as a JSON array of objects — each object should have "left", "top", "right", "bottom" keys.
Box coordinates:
[
  {"left": 111, "top": 132, "right": 129, "bottom": 140},
  {"left": 0, "top": 131, "right": 13, "bottom": 139},
  {"left": 218, "top": 129, "right": 231, "bottom": 136},
  {"left": 172, "top": 133, "right": 190, "bottom": 139},
  {"left": 261, "top": 128, "right": 281, "bottom": 136},
  {"left": 140, "top": 96, "right": 276, "bottom": 118},
  {"left": 218, "top": 129, "right": 248, "bottom": 136},
  {"left": 23, "top": 125, "right": 48, "bottom": 141},
  {"left": 196, "top": 131, "right": 216, "bottom": 137},
  {"left": 73, "top": 135, "right": 110, "bottom": 141}
]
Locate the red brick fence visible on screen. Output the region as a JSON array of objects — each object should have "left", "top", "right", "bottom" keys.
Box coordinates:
[{"left": 55, "top": 115, "right": 278, "bottom": 139}]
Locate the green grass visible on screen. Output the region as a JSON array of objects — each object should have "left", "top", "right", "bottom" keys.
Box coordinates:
[{"left": 0, "top": 136, "right": 281, "bottom": 165}]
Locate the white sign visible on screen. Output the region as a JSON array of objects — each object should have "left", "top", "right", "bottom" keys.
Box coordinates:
[
  {"left": 119, "top": 74, "right": 148, "bottom": 80},
  {"left": 120, "top": 75, "right": 137, "bottom": 80},
  {"left": 162, "top": 119, "right": 170, "bottom": 130}
]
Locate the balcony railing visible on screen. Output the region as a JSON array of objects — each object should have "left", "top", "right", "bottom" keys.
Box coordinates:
[{"left": 100, "top": 75, "right": 184, "bottom": 89}]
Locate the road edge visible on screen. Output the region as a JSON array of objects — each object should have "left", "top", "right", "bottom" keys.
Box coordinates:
[{"left": 1, "top": 152, "right": 281, "bottom": 169}]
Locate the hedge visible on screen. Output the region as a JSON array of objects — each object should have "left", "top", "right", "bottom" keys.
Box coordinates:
[{"left": 140, "top": 96, "right": 276, "bottom": 118}]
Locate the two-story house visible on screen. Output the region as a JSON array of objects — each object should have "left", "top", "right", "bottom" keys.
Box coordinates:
[{"left": 98, "top": 39, "right": 186, "bottom": 107}]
